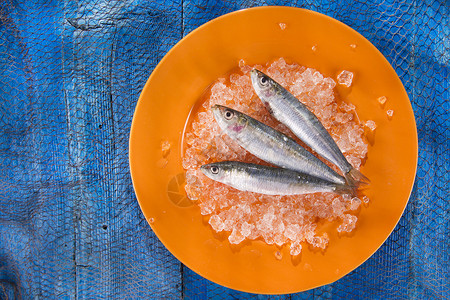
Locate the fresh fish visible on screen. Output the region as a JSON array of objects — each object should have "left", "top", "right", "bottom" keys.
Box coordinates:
[
  {"left": 250, "top": 69, "right": 369, "bottom": 186},
  {"left": 211, "top": 105, "right": 346, "bottom": 185},
  {"left": 200, "top": 161, "right": 353, "bottom": 196}
]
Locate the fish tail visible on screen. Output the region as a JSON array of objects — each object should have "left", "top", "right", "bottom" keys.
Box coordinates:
[
  {"left": 345, "top": 168, "right": 370, "bottom": 187},
  {"left": 334, "top": 183, "right": 357, "bottom": 197}
]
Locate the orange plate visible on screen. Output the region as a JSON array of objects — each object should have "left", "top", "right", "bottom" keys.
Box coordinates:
[{"left": 129, "top": 7, "right": 417, "bottom": 294}]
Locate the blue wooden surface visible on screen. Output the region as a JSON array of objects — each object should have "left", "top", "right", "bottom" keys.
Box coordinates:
[{"left": 0, "top": 0, "right": 448, "bottom": 299}]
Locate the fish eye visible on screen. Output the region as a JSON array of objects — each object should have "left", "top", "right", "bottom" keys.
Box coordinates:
[
  {"left": 210, "top": 166, "right": 219, "bottom": 174},
  {"left": 224, "top": 110, "right": 234, "bottom": 120},
  {"left": 260, "top": 76, "right": 268, "bottom": 86}
]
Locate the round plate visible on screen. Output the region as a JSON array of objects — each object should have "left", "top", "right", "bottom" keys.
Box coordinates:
[{"left": 129, "top": 7, "right": 417, "bottom": 294}]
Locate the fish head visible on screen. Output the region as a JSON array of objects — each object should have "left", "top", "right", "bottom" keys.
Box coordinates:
[
  {"left": 250, "top": 69, "right": 278, "bottom": 102},
  {"left": 200, "top": 162, "right": 229, "bottom": 182},
  {"left": 211, "top": 105, "right": 248, "bottom": 134}
]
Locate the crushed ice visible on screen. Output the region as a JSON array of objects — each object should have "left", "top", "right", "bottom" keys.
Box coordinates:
[{"left": 183, "top": 58, "right": 371, "bottom": 255}]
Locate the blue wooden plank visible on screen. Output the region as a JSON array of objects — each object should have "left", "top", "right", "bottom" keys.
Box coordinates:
[
  {"left": 108, "top": 1, "right": 185, "bottom": 298},
  {"left": 60, "top": 0, "right": 184, "bottom": 299},
  {"left": 0, "top": 1, "right": 76, "bottom": 299},
  {"left": 407, "top": 1, "right": 449, "bottom": 299},
  {"left": 0, "top": 0, "right": 185, "bottom": 299},
  {"left": 183, "top": 266, "right": 292, "bottom": 299}
]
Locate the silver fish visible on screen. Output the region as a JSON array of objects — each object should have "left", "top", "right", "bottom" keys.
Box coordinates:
[
  {"left": 211, "top": 105, "right": 345, "bottom": 185},
  {"left": 250, "top": 69, "right": 369, "bottom": 186},
  {"left": 200, "top": 161, "right": 353, "bottom": 196}
]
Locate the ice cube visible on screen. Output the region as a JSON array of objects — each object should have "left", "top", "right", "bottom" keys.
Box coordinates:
[
  {"left": 346, "top": 155, "right": 361, "bottom": 169},
  {"left": 229, "top": 228, "right": 245, "bottom": 244},
  {"left": 199, "top": 202, "right": 214, "bottom": 215},
  {"left": 361, "top": 195, "right": 370, "bottom": 204},
  {"left": 337, "top": 70, "right": 354, "bottom": 87},
  {"left": 290, "top": 242, "right": 302, "bottom": 256},
  {"left": 332, "top": 198, "right": 346, "bottom": 216},
  {"left": 341, "top": 102, "right": 355, "bottom": 112},
  {"left": 307, "top": 234, "right": 329, "bottom": 249},
  {"left": 209, "top": 214, "right": 225, "bottom": 232},
  {"left": 273, "top": 234, "right": 287, "bottom": 246},
  {"left": 285, "top": 224, "right": 300, "bottom": 241},
  {"left": 337, "top": 214, "right": 358, "bottom": 233},
  {"left": 365, "top": 120, "right": 377, "bottom": 131},
  {"left": 312, "top": 71, "right": 324, "bottom": 85},
  {"left": 377, "top": 96, "right": 387, "bottom": 107},
  {"left": 262, "top": 231, "right": 275, "bottom": 245},
  {"left": 241, "top": 221, "right": 254, "bottom": 237},
  {"left": 230, "top": 73, "right": 240, "bottom": 84},
  {"left": 274, "top": 250, "right": 283, "bottom": 260},
  {"left": 240, "top": 64, "right": 252, "bottom": 74},
  {"left": 387, "top": 109, "right": 394, "bottom": 119},
  {"left": 161, "top": 140, "right": 171, "bottom": 157},
  {"left": 322, "top": 77, "right": 336, "bottom": 89},
  {"left": 348, "top": 197, "right": 362, "bottom": 211}
]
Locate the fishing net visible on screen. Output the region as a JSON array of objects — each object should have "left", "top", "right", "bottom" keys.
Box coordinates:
[{"left": 0, "top": 0, "right": 448, "bottom": 299}]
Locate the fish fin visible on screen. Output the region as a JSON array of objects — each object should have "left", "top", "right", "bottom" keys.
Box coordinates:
[
  {"left": 345, "top": 168, "right": 370, "bottom": 187},
  {"left": 335, "top": 184, "right": 357, "bottom": 197}
]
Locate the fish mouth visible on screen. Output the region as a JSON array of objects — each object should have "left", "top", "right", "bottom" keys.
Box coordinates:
[
  {"left": 250, "top": 69, "right": 259, "bottom": 79},
  {"left": 250, "top": 69, "right": 266, "bottom": 88},
  {"left": 199, "top": 164, "right": 211, "bottom": 175},
  {"left": 199, "top": 166, "right": 212, "bottom": 179},
  {"left": 211, "top": 105, "right": 224, "bottom": 122}
]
